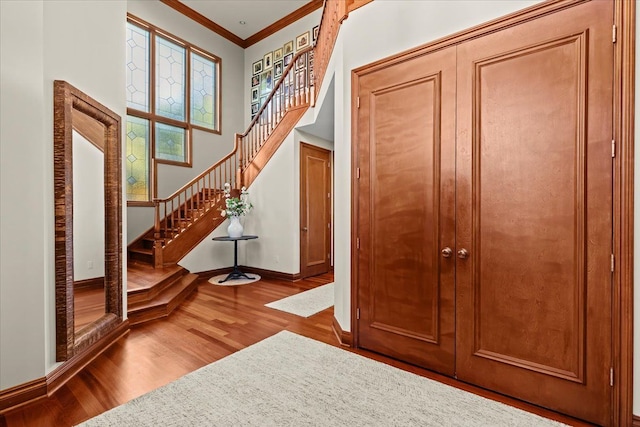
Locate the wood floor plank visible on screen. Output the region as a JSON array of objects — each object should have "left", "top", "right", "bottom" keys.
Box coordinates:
[{"left": 1, "top": 272, "right": 594, "bottom": 427}]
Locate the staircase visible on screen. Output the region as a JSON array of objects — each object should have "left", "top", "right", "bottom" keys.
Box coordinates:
[
  {"left": 127, "top": 262, "right": 199, "bottom": 325},
  {"left": 126, "top": 0, "right": 354, "bottom": 325}
]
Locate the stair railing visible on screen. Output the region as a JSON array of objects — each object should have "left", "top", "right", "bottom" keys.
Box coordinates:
[
  {"left": 236, "top": 45, "right": 314, "bottom": 171},
  {"left": 312, "top": 0, "right": 346, "bottom": 106},
  {"left": 152, "top": 149, "right": 239, "bottom": 246},
  {"left": 151, "top": 0, "right": 345, "bottom": 252}
]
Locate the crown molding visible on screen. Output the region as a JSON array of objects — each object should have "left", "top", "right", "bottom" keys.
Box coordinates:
[
  {"left": 159, "top": 0, "right": 245, "bottom": 47},
  {"left": 159, "top": 0, "right": 323, "bottom": 49}
]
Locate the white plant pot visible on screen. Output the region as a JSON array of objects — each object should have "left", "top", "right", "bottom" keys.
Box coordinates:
[{"left": 227, "top": 215, "right": 243, "bottom": 238}]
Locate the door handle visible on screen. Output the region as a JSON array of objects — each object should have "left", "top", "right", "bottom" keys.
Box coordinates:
[
  {"left": 302, "top": 227, "right": 308, "bottom": 232},
  {"left": 457, "top": 248, "right": 469, "bottom": 259},
  {"left": 441, "top": 247, "right": 453, "bottom": 258}
]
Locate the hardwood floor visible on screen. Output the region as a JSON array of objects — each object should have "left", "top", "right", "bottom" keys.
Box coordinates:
[
  {"left": 74, "top": 286, "right": 105, "bottom": 331},
  {"left": 1, "top": 273, "right": 595, "bottom": 426}
]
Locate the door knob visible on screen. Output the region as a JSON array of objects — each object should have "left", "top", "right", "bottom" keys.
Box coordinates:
[
  {"left": 302, "top": 227, "right": 308, "bottom": 232},
  {"left": 441, "top": 247, "right": 453, "bottom": 258},
  {"left": 457, "top": 248, "right": 469, "bottom": 259}
]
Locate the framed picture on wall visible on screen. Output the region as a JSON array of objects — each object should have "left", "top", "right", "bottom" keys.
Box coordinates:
[
  {"left": 296, "top": 31, "right": 310, "bottom": 51},
  {"left": 263, "top": 52, "right": 273, "bottom": 70},
  {"left": 251, "top": 102, "right": 259, "bottom": 116},
  {"left": 283, "top": 40, "right": 294, "bottom": 55},
  {"left": 283, "top": 53, "right": 293, "bottom": 67},
  {"left": 251, "top": 74, "right": 260, "bottom": 87},
  {"left": 260, "top": 69, "right": 273, "bottom": 94},
  {"left": 312, "top": 25, "right": 319, "bottom": 41},
  {"left": 295, "top": 54, "right": 306, "bottom": 71},
  {"left": 273, "top": 48, "right": 283, "bottom": 62},
  {"left": 251, "top": 87, "right": 259, "bottom": 103},
  {"left": 274, "top": 60, "right": 283, "bottom": 78},
  {"left": 252, "top": 59, "right": 263, "bottom": 75}
]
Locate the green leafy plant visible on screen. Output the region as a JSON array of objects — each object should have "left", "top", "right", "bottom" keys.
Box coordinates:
[{"left": 220, "top": 183, "right": 253, "bottom": 217}]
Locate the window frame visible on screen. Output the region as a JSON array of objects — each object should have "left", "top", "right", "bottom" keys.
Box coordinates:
[{"left": 126, "top": 14, "right": 222, "bottom": 206}]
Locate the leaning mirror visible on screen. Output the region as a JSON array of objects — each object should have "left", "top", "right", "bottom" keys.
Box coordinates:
[{"left": 54, "top": 80, "right": 124, "bottom": 361}]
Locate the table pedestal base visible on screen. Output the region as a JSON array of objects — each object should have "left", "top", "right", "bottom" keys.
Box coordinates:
[{"left": 219, "top": 268, "right": 254, "bottom": 283}]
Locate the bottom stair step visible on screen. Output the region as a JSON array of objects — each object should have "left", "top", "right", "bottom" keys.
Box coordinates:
[{"left": 127, "top": 272, "right": 199, "bottom": 326}]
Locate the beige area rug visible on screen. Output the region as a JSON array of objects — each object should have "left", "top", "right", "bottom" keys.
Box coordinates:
[
  {"left": 265, "top": 282, "right": 334, "bottom": 317},
  {"left": 208, "top": 273, "right": 261, "bottom": 286},
  {"left": 77, "top": 331, "right": 567, "bottom": 427}
]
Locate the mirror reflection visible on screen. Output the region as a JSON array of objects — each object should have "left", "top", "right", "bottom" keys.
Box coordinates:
[
  {"left": 54, "top": 80, "right": 124, "bottom": 361},
  {"left": 72, "top": 130, "right": 106, "bottom": 331}
]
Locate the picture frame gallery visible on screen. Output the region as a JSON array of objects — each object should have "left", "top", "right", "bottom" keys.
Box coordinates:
[{"left": 250, "top": 25, "right": 316, "bottom": 119}]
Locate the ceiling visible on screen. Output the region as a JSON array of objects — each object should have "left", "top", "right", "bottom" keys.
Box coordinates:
[{"left": 179, "top": 0, "right": 313, "bottom": 41}]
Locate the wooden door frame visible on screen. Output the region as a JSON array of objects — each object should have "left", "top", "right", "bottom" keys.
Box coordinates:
[
  {"left": 350, "top": 1, "right": 634, "bottom": 424},
  {"left": 299, "top": 142, "right": 333, "bottom": 278}
]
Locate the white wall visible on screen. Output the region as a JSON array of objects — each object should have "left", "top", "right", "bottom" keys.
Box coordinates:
[
  {"left": 0, "top": 0, "right": 127, "bottom": 389},
  {"left": 0, "top": 0, "right": 47, "bottom": 390},
  {"left": 241, "top": 134, "right": 299, "bottom": 273},
  {"left": 177, "top": 220, "right": 235, "bottom": 273},
  {"left": 73, "top": 132, "right": 106, "bottom": 281},
  {"left": 126, "top": 1, "right": 246, "bottom": 243}
]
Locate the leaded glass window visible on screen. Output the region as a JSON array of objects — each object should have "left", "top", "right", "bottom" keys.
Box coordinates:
[
  {"left": 126, "top": 116, "right": 150, "bottom": 202},
  {"left": 155, "top": 123, "right": 186, "bottom": 163},
  {"left": 126, "top": 22, "right": 149, "bottom": 112},
  {"left": 156, "top": 37, "right": 186, "bottom": 121},
  {"left": 191, "top": 52, "right": 217, "bottom": 130},
  {"left": 125, "top": 15, "right": 221, "bottom": 203}
]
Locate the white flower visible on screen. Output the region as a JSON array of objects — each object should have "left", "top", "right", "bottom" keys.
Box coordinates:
[{"left": 220, "top": 209, "right": 226, "bottom": 217}]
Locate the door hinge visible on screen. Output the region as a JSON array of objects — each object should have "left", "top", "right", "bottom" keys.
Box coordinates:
[
  {"left": 612, "top": 24, "right": 617, "bottom": 43},
  {"left": 610, "top": 367, "right": 614, "bottom": 386},
  {"left": 356, "top": 237, "right": 360, "bottom": 249},
  {"left": 357, "top": 308, "right": 360, "bottom": 319},
  {"left": 327, "top": 253, "right": 330, "bottom": 259},
  {"left": 357, "top": 96, "right": 360, "bottom": 108},
  {"left": 612, "top": 139, "right": 616, "bottom": 158},
  {"left": 611, "top": 254, "right": 615, "bottom": 272},
  {"left": 327, "top": 192, "right": 330, "bottom": 199},
  {"left": 328, "top": 222, "right": 330, "bottom": 228},
  {"left": 356, "top": 167, "right": 360, "bottom": 179}
]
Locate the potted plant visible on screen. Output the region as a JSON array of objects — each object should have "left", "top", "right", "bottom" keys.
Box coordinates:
[{"left": 220, "top": 183, "right": 253, "bottom": 237}]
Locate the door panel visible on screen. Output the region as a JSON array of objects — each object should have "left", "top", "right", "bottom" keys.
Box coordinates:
[
  {"left": 455, "top": 1, "right": 612, "bottom": 424},
  {"left": 357, "top": 46, "right": 457, "bottom": 375},
  {"left": 300, "top": 143, "right": 332, "bottom": 278}
]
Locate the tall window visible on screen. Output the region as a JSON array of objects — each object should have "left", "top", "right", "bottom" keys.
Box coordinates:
[{"left": 126, "top": 15, "right": 221, "bottom": 203}]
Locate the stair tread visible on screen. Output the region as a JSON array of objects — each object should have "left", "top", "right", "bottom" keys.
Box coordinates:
[
  {"left": 129, "top": 247, "right": 152, "bottom": 255},
  {"left": 128, "top": 273, "right": 198, "bottom": 312},
  {"left": 127, "top": 263, "right": 186, "bottom": 291}
]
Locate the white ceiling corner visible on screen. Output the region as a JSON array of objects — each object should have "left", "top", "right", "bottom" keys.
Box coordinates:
[{"left": 179, "top": 0, "right": 312, "bottom": 40}]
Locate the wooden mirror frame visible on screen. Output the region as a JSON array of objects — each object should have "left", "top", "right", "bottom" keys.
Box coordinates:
[{"left": 54, "top": 80, "right": 124, "bottom": 361}]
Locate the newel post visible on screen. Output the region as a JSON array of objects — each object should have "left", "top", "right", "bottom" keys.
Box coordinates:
[{"left": 153, "top": 200, "right": 163, "bottom": 268}]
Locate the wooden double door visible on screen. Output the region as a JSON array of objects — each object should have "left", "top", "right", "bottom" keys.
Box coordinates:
[{"left": 355, "top": 1, "right": 613, "bottom": 425}]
